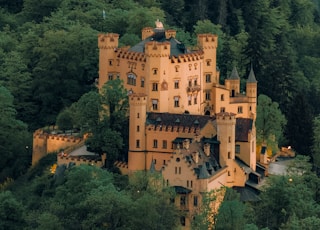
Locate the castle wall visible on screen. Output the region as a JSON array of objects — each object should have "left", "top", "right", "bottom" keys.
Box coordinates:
[{"left": 32, "top": 129, "right": 83, "bottom": 166}]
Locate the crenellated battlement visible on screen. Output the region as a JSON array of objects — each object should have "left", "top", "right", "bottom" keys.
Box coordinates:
[
  {"left": 98, "top": 33, "right": 119, "bottom": 49},
  {"left": 147, "top": 124, "right": 199, "bottom": 133},
  {"left": 170, "top": 51, "right": 203, "bottom": 63},
  {"left": 197, "top": 34, "right": 218, "bottom": 49},
  {"left": 32, "top": 129, "right": 84, "bottom": 166},
  {"left": 144, "top": 41, "right": 171, "bottom": 57},
  {"left": 116, "top": 50, "right": 146, "bottom": 62}
]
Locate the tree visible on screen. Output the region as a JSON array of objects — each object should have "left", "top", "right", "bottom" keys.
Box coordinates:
[
  {"left": 256, "top": 94, "right": 286, "bottom": 152},
  {"left": 285, "top": 92, "right": 313, "bottom": 155},
  {"left": 0, "top": 191, "right": 25, "bottom": 230},
  {"left": 214, "top": 188, "right": 247, "bottom": 230},
  {"left": 56, "top": 108, "right": 73, "bottom": 131},
  {"left": 312, "top": 115, "right": 320, "bottom": 175},
  {"left": 0, "top": 86, "right": 31, "bottom": 182}
]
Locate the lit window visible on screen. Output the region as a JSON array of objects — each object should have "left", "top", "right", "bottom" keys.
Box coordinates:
[
  {"left": 206, "top": 74, "right": 211, "bottom": 83},
  {"left": 152, "top": 83, "right": 158, "bottom": 91},
  {"left": 174, "top": 96, "right": 180, "bottom": 107},
  {"left": 174, "top": 80, "right": 179, "bottom": 89},
  {"left": 153, "top": 139, "right": 158, "bottom": 148},
  {"left": 152, "top": 99, "right": 158, "bottom": 110}
]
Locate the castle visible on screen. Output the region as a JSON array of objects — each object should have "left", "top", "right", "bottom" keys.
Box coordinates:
[
  {"left": 98, "top": 21, "right": 262, "bottom": 228},
  {"left": 32, "top": 21, "right": 263, "bottom": 229}
]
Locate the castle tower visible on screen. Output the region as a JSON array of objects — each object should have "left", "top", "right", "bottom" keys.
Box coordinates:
[
  {"left": 197, "top": 34, "right": 218, "bottom": 84},
  {"left": 246, "top": 65, "right": 258, "bottom": 120},
  {"left": 225, "top": 67, "right": 240, "bottom": 97},
  {"left": 98, "top": 33, "right": 119, "bottom": 88},
  {"left": 216, "top": 112, "right": 236, "bottom": 167},
  {"left": 144, "top": 28, "right": 171, "bottom": 113},
  {"left": 128, "top": 93, "right": 148, "bottom": 171}
]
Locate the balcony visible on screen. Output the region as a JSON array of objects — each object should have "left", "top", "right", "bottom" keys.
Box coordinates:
[{"left": 186, "top": 85, "right": 201, "bottom": 93}]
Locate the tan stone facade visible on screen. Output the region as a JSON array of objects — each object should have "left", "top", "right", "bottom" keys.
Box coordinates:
[{"left": 98, "top": 22, "right": 261, "bottom": 229}]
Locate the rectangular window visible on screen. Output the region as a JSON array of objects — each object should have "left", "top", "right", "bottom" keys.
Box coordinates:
[
  {"left": 163, "top": 160, "right": 166, "bottom": 165},
  {"left": 153, "top": 68, "right": 158, "bottom": 75},
  {"left": 188, "top": 96, "right": 192, "bottom": 105},
  {"left": 238, "top": 106, "right": 243, "bottom": 114},
  {"left": 152, "top": 99, "right": 158, "bottom": 110},
  {"left": 180, "top": 196, "right": 186, "bottom": 206},
  {"left": 188, "top": 80, "right": 192, "bottom": 87},
  {"left": 162, "top": 140, "right": 167, "bottom": 149},
  {"left": 116, "top": 73, "right": 120, "bottom": 79},
  {"left": 194, "top": 79, "right": 198, "bottom": 86},
  {"left": 235, "top": 144, "right": 240, "bottom": 154},
  {"left": 127, "top": 73, "right": 136, "bottom": 85},
  {"left": 187, "top": 180, "right": 189, "bottom": 187},
  {"left": 137, "top": 125, "right": 140, "bottom": 132},
  {"left": 152, "top": 83, "right": 158, "bottom": 91},
  {"left": 153, "top": 139, "right": 158, "bottom": 148},
  {"left": 175, "top": 167, "right": 177, "bottom": 174},
  {"left": 174, "top": 96, "right": 180, "bottom": 107},
  {"left": 108, "top": 74, "right": 113, "bottom": 80},
  {"left": 174, "top": 80, "right": 179, "bottom": 89},
  {"left": 109, "top": 59, "right": 113, "bottom": 66},
  {"left": 190, "top": 180, "right": 193, "bottom": 188},
  {"left": 141, "top": 78, "right": 145, "bottom": 87},
  {"left": 220, "top": 107, "right": 225, "bottom": 113},
  {"left": 179, "top": 167, "right": 181, "bottom": 174},
  {"left": 194, "top": 96, "right": 197, "bottom": 104},
  {"left": 221, "top": 94, "right": 224, "bottom": 101},
  {"left": 194, "top": 196, "right": 198, "bottom": 206},
  {"left": 228, "top": 151, "right": 231, "bottom": 159},
  {"left": 137, "top": 113, "right": 140, "bottom": 118},
  {"left": 205, "top": 91, "right": 211, "bottom": 100},
  {"left": 136, "top": 140, "right": 140, "bottom": 148},
  {"left": 206, "top": 74, "right": 211, "bottom": 83}
]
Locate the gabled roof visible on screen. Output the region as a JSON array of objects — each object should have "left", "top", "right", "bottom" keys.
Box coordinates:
[
  {"left": 128, "top": 29, "right": 191, "bottom": 57},
  {"left": 235, "top": 118, "right": 253, "bottom": 142},
  {"left": 147, "top": 112, "right": 215, "bottom": 129}
]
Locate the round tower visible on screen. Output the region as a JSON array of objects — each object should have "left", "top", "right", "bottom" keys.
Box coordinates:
[
  {"left": 216, "top": 112, "right": 236, "bottom": 167},
  {"left": 246, "top": 66, "right": 257, "bottom": 120},
  {"left": 98, "top": 33, "right": 119, "bottom": 88},
  {"left": 128, "top": 93, "right": 148, "bottom": 171}
]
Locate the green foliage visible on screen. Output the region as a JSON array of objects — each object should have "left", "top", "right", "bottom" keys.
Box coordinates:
[
  {"left": 312, "top": 115, "right": 320, "bottom": 173},
  {"left": 0, "top": 191, "right": 25, "bottom": 230},
  {"left": 256, "top": 94, "right": 286, "bottom": 151}
]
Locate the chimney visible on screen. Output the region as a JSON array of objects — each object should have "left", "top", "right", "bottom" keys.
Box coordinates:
[
  {"left": 204, "top": 143, "right": 210, "bottom": 156},
  {"left": 183, "top": 139, "right": 190, "bottom": 150}
]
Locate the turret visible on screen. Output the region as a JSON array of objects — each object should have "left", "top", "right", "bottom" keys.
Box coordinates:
[
  {"left": 225, "top": 67, "right": 240, "bottom": 97},
  {"left": 128, "top": 93, "right": 148, "bottom": 171},
  {"left": 246, "top": 65, "right": 257, "bottom": 120},
  {"left": 216, "top": 112, "right": 236, "bottom": 167}
]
